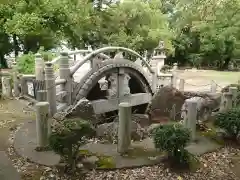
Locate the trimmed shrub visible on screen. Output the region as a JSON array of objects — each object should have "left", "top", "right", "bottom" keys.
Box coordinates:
[
  {"left": 215, "top": 108, "right": 240, "bottom": 138},
  {"left": 49, "top": 118, "right": 95, "bottom": 171},
  {"left": 151, "top": 123, "right": 191, "bottom": 164}
]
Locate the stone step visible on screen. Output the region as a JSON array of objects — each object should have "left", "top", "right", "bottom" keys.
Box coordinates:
[{"left": 0, "top": 151, "right": 20, "bottom": 180}]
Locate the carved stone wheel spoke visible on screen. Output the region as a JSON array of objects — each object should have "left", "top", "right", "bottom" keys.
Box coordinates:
[{"left": 71, "top": 59, "right": 153, "bottom": 119}]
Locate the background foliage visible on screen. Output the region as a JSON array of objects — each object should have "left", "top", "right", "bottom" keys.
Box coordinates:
[{"left": 0, "top": 0, "right": 240, "bottom": 69}]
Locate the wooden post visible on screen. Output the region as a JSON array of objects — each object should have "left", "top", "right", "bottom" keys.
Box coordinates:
[
  {"left": 118, "top": 102, "right": 132, "bottom": 154},
  {"left": 45, "top": 62, "right": 57, "bottom": 116},
  {"left": 1, "top": 77, "right": 12, "bottom": 97},
  {"left": 210, "top": 80, "right": 217, "bottom": 93},
  {"left": 59, "top": 52, "right": 72, "bottom": 105},
  {"left": 36, "top": 102, "right": 50, "bottom": 148},
  {"left": 229, "top": 86, "right": 238, "bottom": 107},
  {"left": 179, "top": 79, "right": 185, "bottom": 91},
  {"left": 184, "top": 98, "right": 198, "bottom": 141},
  {"left": 37, "top": 90, "right": 47, "bottom": 102},
  {"left": 11, "top": 62, "right": 20, "bottom": 97}
]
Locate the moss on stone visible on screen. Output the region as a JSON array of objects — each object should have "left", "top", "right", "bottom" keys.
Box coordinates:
[
  {"left": 122, "top": 146, "right": 163, "bottom": 159},
  {"left": 79, "top": 149, "right": 92, "bottom": 156},
  {"left": 188, "top": 154, "right": 201, "bottom": 172},
  {"left": 96, "top": 156, "right": 116, "bottom": 169}
]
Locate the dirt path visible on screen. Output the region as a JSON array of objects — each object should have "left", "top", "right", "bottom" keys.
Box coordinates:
[
  {"left": 0, "top": 99, "right": 34, "bottom": 150},
  {"left": 0, "top": 98, "right": 36, "bottom": 179}
]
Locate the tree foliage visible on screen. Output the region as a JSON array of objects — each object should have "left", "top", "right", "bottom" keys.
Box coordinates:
[{"left": 0, "top": 0, "right": 240, "bottom": 69}]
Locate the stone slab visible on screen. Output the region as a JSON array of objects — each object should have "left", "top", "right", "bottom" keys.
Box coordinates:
[
  {"left": 80, "top": 142, "right": 163, "bottom": 169},
  {"left": 91, "top": 93, "right": 152, "bottom": 114},
  {"left": 130, "top": 136, "right": 221, "bottom": 156},
  {"left": 0, "top": 151, "right": 20, "bottom": 180},
  {"left": 14, "top": 120, "right": 60, "bottom": 166},
  {"left": 185, "top": 136, "right": 222, "bottom": 156}
]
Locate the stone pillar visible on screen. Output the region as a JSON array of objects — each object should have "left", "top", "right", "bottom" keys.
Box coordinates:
[
  {"left": 173, "top": 63, "right": 178, "bottom": 71},
  {"left": 210, "top": 80, "right": 217, "bottom": 93},
  {"left": 184, "top": 98, "right": 198, "bottom": 141},
  {"left": 179, "top": 79, "right": 185, "bottom": 91},
  {"left": 37, "top": 90, "right": 47, "bottom": 102},
  {"left": 219, "top": 92, "right": 233, "bottom": 112},
  {"left": 118, "top": 68, "right": 131, "bottom": 98},
  {"left": 35, "top": 53, "right": 45, "bottom": 81},
  {"left": 172, "top": 71, "right": 177, "bottom": 88},
  {"left": 20, "top": 77, "right": 28, "bottom": 96},
  {"left": 11, "top": 62, "right": 20, "bottom": 97},
  {"left": 45, "top": 62, "right": 57, "bottom": 116},
  {"left": 1, "top": 77, "right": 12, "bottom": 97},
  {"left": 36, "top": 102, "right": 50, "bottom": 148},
  {"left": 229, "top": 86, "right": 238, "bottom": 107},
  {"left": 59, "top": 52, "right": 72, "bottom": 105},
  {"left": 152, "top": 71, "right": 158, "bottom": 93},
  {"left": 118, "top": 102, "right": 132, "bottom": 154}
]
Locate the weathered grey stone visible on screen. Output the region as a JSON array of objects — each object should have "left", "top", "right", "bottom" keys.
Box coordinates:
[
  {"left": 114, "top": 114, "right": 150, "bottom": 128},
  {"left": 96, "top": 121, "right": 147, "bottom": 143},
  {"left": 65, "top": 98, "right": 98, "bottom": 124},
  {"left": 14, "top": 120, "right": 60, "bottom": 166},
  {"left": 82, "top": 156, "right": 99, "bottom": 169},
  {"left": 118, "top": 102, "right": 132, "bottom": 153},
  {"left": 0, "top": 151, "right": 20, "bottom": 180},
  {"left": 147, "top": 86, "right": 221, "bottom": 123},
  {"left": 147, "top": 123, "right": 160, "bottom": 134}
]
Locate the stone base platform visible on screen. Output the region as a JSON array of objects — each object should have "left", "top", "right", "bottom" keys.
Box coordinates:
[
  {"left": 14, "top": 120, "right": 60, "bottom": 166},
  {"left": 14, "top": 120, "right": 222, "bottom": 169}
]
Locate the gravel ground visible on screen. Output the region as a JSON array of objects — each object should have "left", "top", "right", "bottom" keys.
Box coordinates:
[
  {"left": 8, "top": 126, "right": 240, "bottom": 180},
  {"left": 85, "top": 147, "right": 240, "bottom": 180},
  {"left": 1, "top": 99, "right": 240, "bottom": 180}
]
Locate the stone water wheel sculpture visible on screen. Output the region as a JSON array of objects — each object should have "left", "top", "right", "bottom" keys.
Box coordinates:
[{"left": 54, "top": 47, "right": 154, "bottom": 125}]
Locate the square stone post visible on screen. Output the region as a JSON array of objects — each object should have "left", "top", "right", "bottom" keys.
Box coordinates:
[
  {"left": 179, "top": 79, "right": 185, "bottom": 91},
  {"left": 11, "top": 62, "right": 20, "bottom": 97},
  {"left": 210, "top": 80, "right": 217, "bottom": 93},
  {"left": 172, "top": 63, "right": 178, "bottom": 88},
  {"left": 184, "top": 98, "right": 198, "bottom": 141},
  {"left": 35, "top": 53, "right": 45, "bottom": 81},
  {"left": 36, "top": 102, "right": 50, "bottom": 148},
  {"left": 118, "top": 102, "right": 132, "bottom": 154},
  {"left": 151, "top": 70, "right": 158, "bottom": 93},
  {"left": 45, "top": 62, "right": 57, "bottom": 116},
  {"left": 20, "top": 77, "right": 28, "bottom": 96},
  {"left": 219, "top": 92, "right": 233, "bottom": 112},
  {"left": 59, "top": 52, "right": 72, "bottom": 105},
  {"left": 37, "top": 90, "right": 47, "bottom": 102},
  {"left": 1, "top": 77, "right": 12, "bottom": 97},
  {"left": 229, "top": 86, "right": 238, "bottom": 107}
]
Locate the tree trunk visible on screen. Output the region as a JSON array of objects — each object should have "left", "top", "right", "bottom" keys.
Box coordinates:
[
  {"left": 222, "top": 57, "right": 231, "bottom": 70},
  {"left": 0, "top": 53, "right": 8, "bottom": 68},
  {"left": 13, "top": 34, "right": 19, "bottom": 58}
]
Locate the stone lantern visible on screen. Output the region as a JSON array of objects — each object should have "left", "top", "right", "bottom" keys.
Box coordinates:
[{"left": 150, "top": 40, "right": 166, "bottom": 75}]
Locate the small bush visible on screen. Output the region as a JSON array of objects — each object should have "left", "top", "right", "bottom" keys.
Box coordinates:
[
  {"left": 16, "top": 53, "right": 35, "bottom": 74},
  {"left": 215, "top": 108, "right": 240, "bottom": 138},
  {"left": 16, "top": 48, "right": 56, "bottom": 74},
  {"left": 49, "top": 118, "right": 95, "bottom": 172},
  {"left": 151, "top": 123, "right": 191, "bottom": 164}
]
